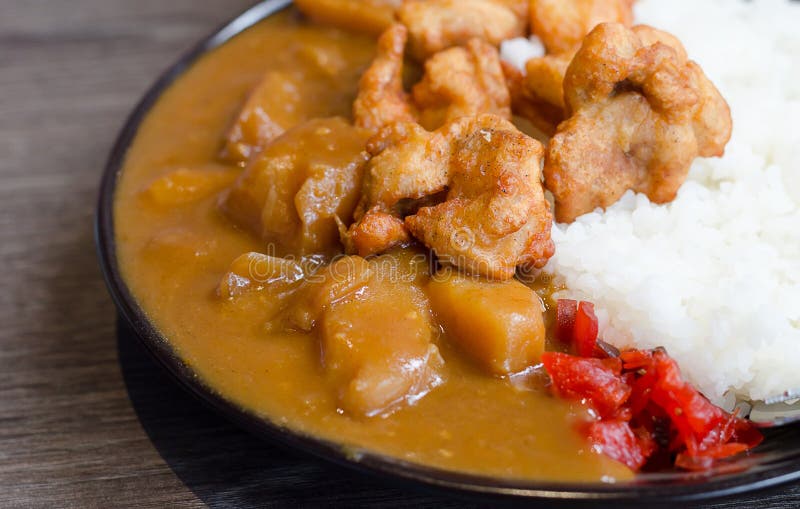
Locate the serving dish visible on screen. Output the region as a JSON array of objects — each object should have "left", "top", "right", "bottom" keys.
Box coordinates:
[{"left": 95, "top": 0, "right": 800, "bottom": 503}]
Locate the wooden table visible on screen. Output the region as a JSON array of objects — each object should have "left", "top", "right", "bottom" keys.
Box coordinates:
[{"left": 0, "top": 1, "right": 797, "bottom": 507}]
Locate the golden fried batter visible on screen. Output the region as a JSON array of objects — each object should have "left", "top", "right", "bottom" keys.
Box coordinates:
[
  {"left": 351, "top": 115, "right": 554, "bottom": 279},
  {"left": 529, "top": 0, "right": 634, "bottom": 54},
  {"left": 399, "top": 0, "right": 528, "bottom": 60},
  {"left": 507, "top": 0, "right": 634, "bottom": 136},
  {"left": 353, "top": 24, "right": 417, "bottom": 131},
  {"left": 343, "top": 207, "right": 412, "bottom": 257},
  {"left": 355, "top": 26, "right": 512, "bottom": 132},
  {"left": 523, "top": 53, "right": 570, "bottom": 112},
  {"left": 629, "top": 26, "right": 730, "bottom": 157},
  {"left": 340, "top": 121, "right": 442, "bottom": 255},
  {"left": 413, "top": 38, "right": 512, "bottom": 130},
  {"left": 360, "top": 121, "right": 451, "bottom": 208},
  {"left": 294, "top": 0, "right": 401, "bottom": 36},
  {"left": 544, "top": 23, "right": 732, "bottom": 223},
  {"left": 502, "top": 56, "right": 568, "bottom": 136}
]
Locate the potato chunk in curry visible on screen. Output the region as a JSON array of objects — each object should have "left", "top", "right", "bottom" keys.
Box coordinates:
[
  {"left": 289, "top": 253, "right": 444, "bottom": 418},
  {"left": 221, "top": 71, "right": 305, "bottom": 164},
  {"left": 427, "top": 269, "right": 545, "bottom": 375},
  {"left": 217, "top": 252, "right": 305, "bottom": 300},
  {"left": 221, "top": 40, "right": 370, "bottom": 165},
  {"left": 220, "top": 118, "right": 371, "bottom": 257},
  {"left": 144, "top": 165, "right": 239, "bottom": 206}
]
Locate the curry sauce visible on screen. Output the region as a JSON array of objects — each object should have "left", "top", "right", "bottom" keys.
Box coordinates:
[{"left": 114, "top": 10, "right": 631, "bottom": 482}]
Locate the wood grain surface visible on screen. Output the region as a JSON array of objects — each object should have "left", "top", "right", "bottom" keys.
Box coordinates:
[{"left": 0, "top": 1, "right": 798, "bottom": 507}]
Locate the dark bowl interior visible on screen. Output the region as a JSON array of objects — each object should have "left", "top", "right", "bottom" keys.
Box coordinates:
[{"left": 95, "top": 0, "right": 800, "bottom": 503}]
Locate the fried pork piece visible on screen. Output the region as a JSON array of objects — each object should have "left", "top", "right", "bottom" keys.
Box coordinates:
[
  {"left": 294, "top": 0, "right": 401, "bottom": 36},
  {"left": 522, "top": 53, "right": 570, "bottom": 114},
  {"left": 353, "top": 24, "right": 416, "bottom": 131},
  {"left": 406, "top": 116, "right": 554, "bottom": 278},
  {"left": 342, "top": 207, "right": 412, "bottom": 257},
  {"left": 350, "top": 114, "right": 554, "bottom": 279},
  {"left": 502, "top": 57, "right": 568, "bottom": 136},
  {"left": 529, "top": 0, "right": 634, "bottom": 54},
  {"left": 398, "top": 0, "right": 528, "bottom": 60},
  {"left": 220, "top": 118, "right": 371, "bottom": 257},
  {"left": 507, "top": 0, "right": 634, "bottom": 135},
  {"left": 544, "top": 23, "right": 732, "bottom": 223},
  {"left": 343, "top": 122, "right": 442, "bottom": 255},
  {"left": 354, "top": 25, "right": 511, "bottom": 132},
  {"left": 288, "top": 253, "right": 444, "bottom": 418},
  {"left": 413, "top": 38, "right": 512, "bottom": 130}
]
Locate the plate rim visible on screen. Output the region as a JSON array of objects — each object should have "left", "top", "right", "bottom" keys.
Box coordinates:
[{"left": 94, "top": 0, "right": 800, "bottom": 502}]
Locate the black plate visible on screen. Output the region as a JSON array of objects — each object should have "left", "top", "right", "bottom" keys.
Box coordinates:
[{"left": 95, "top": 0, "right": 800, "bottom": 503}]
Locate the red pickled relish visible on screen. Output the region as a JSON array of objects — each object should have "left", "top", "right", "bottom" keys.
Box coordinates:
[{"left": 543, "top": 299, "right": 763, "bottom": 472}]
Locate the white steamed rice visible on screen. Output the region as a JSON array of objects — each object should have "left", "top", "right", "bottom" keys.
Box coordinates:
[{"left": 501, "top": 0, "right": 800, "bottom": 404}]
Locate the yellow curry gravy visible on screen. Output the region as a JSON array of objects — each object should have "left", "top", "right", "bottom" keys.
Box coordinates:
[{"left": 114, "top": 9, "right": 630, "bottom": 482}]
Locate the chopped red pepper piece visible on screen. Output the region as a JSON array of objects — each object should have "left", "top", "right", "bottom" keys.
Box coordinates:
[
  {"left": 588, "top": 420, "right": 650, "bottom": 470},
  {"left": 555, "top": 299, "right": 577, "bottom": 343},
  {"left": 730, "top": 417, "right": 764, "bottom": 449},
  {"left": 674, "top": 442, "right": 751, "bottom": 471},
  {"left": 555, "top": 299, "right": 600, "bottom": 357},
  {"left": 620, "top": 349, "right": 653, "bottom": 370},
  {"left": 574, "top": 301, "right": 599, "bottom": 357},
  {"left": 541, "top": 352, "right": 630, "bottom": 419},
  {"left": 649, "top": 350, "right": 728, "bottom": 454}
]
